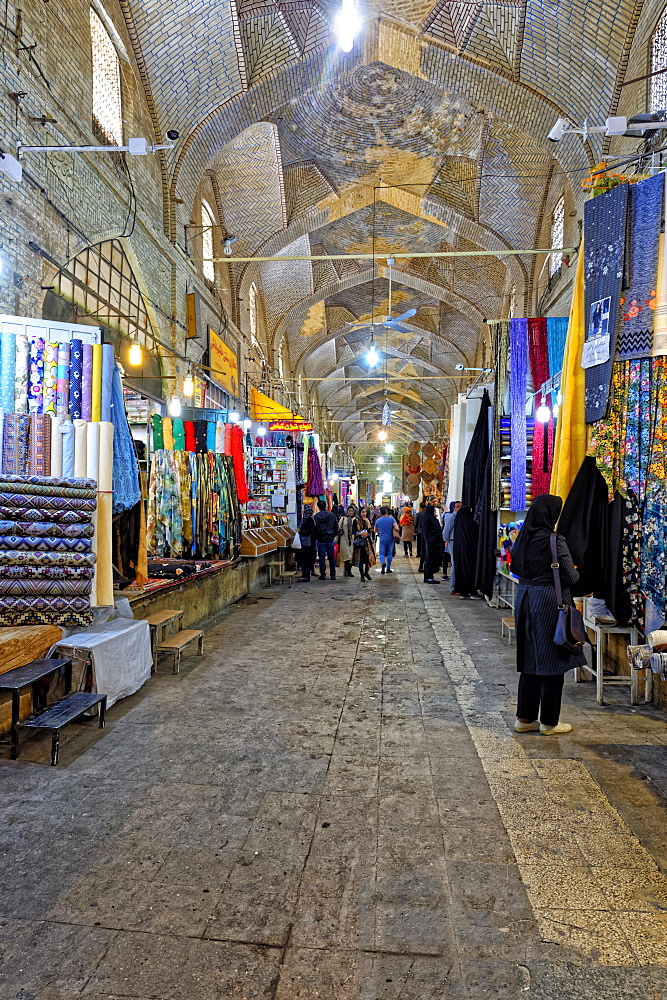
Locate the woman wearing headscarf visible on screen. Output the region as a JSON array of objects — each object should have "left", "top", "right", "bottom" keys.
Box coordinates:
[
  {"left": 452, "top": 505, "right": 479, "bottom": 599},
  {"left": 296, "top": 504, "right": 316, "bottom": 582},
  {"left": 338, "top": 503, "right": 357, "bottom": 577},
  {"left": 511, "top": 494, "right": 586, "bottom": 735},
  {"left": 353, "top": 506, "right": 374, "bottom": 582},
  {"left": 399, "top": 505, "right": 414, "bottom": 557},
  {"left": 421, "top": 503, "right": 444, "bottom": 583}
]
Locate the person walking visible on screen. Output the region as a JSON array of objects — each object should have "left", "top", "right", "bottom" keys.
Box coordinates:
[
  {"left": 511, "top": 494, "right": 586, "bottom": 736},
  {"left": 375, "top": 505, "right": 400, "bottom": 574},
  {"left": 338, "top": 504, "right": 357, "bottom": 577},
  {"left": 313, "top": 499, "right": 339, "bottom": 580},
  {"left": 296, "top": 504, "right": 316, "bottom": 582},
  {"left": 452, "top": 505, "right": 479, "bottom": 599},
  {"left": 353, "top": 506, "right": 374, "bottom": 582},
  {"left": 441, "top": 501, "right": 460, "bottom": 580},
  {"left": 414, "top": 501, "right": 427, "bottom": 571},
  {"left": 421, "top": 503, "right": 444, "bottom": 583},
  {"left": 442, "top": 502, "right": 459, "bottom": 592},
  {"left": 399, "top": 506, "right": 414, "bottom": 557}
]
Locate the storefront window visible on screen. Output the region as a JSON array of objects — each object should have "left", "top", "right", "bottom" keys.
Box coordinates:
[
  {"left": 651, "top": 9, "right": 667, "bottom": 111},
  {"left": 201, "top": 201, "right": 215, "bottom": 282},
  {"left": 90, "top": 6, "right": 123, "bottom": 145},
  {"left": 549, "top": 197, "right": 565, "bottom": 277}
]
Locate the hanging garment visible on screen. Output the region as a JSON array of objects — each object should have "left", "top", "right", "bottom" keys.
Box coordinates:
[
  {"left": 162, "top": 417, "right": 174, "bottom": 450},
  {"left": 583, "top": 182, "right": 629, "bottom": 421},
  {"left": 616, "top": 173, "right": 664, "bottom": 360},
  {"left": 558, "top": 456, "right": 610, "bottom": 598},
  {"left": 606, "top": 492, "right": 635, "bottom": 627},
  {"left": 509, "top": 319, "right": 528, "bottom": 510},
  {"left": 172, "top": 418, "right": 185, "bottom": 451},
  {"left": 640, "top": 357, "right": 667, "bottom": 621},
  {"left": 110, "top": 366, "right": 141, "bottom": 514},
  {"left": 474, "top": 448, "right": 496, "bottom": 599},
  {"left": 489, "top": 321, "right": 510, "bottom": 510},
  {"left": 452, "top": 506, "right": 479, "bottom": 595},
  {"left": 307, "top": 447, "right": 325, "bottom": 496},
  {"left": 194, "top": 420, "right": 208, "bottom": 453},
  {"left": 461, "top": 389, "right": 491, "bottom": 511},
  {"left": 229, "top": 424, "right": 249, "bottom": 504},
  {"left": 206, "top": 421, "right": 217, "bottom": 453},
  {"left": 546, "top": 317, "right": 568, "bottom": 378},
  {"left": 151, "top": 414, "right": 164, "bottom": 450},
  {"left": 551, "top": 251, "right": 587, "bottom": 500},
  {"left": 184, "top": 420, "right": 196, "bottom": 452}
]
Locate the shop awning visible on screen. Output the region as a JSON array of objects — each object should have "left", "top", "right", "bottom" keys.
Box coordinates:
[{"left": 250, "top": 388, "right": 313, "bottom": 430}]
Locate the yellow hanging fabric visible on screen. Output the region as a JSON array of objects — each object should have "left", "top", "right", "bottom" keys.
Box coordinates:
[{"left": 550, "top": 248, "right": 588, "bottom": 500}]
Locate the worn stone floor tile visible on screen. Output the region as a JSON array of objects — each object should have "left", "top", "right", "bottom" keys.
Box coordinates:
[
  {"left": 290, "top": 854, "right": 376, "bottom": 950},
  {"left": 591, "top": 866, "right": 667, "bottom": 911},
  {"left": 0, "top": 920, "right": 118, "bottom": 994},
  {"left": 83, "top": 931, "right": 282, "bottom": 999},
  {"left": 620, "top": 911, "right": 667, "bottom": 965},
  {"left": 518, "top": 863, "right": 611, "bottom": 911},
  {"left": 242, "top": 791, "right": 318, "bottom": 856},
  {"left": 535, "top": 909, "right": 640, "bottom": 965},
  {"left": 446, "top": 861, "right": 532, "bottom": 917},
  {"left": 152, "top": 846, "right": 240, "bottom": 889}
]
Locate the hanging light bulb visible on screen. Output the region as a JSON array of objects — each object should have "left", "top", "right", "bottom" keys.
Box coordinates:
[
  {"left": 228, "top": 411, "right": 240, "bottom": 423},
  {"left": 366, "top": 340, "right": 379, "bottom": 367},
  {"left": 536, "top": 404, "right": 551, "bottom": 423},
  {"left": 183, "top": 371, "right": 195, "bottom": 397},
  {"left": 128, "top": 341, "right": 142, "bottom": 366},
  {"left": 337, "top": 0, "right": 360, "bottom": 52},
  {"left": 378, "top": 429, "right": 387, "bottom": 441},
  {"left": 553, "top": 403, "right": 560, "bottom": 418},
  {"left": 330, "top": 472, "right": 339, "bottom": 481},
  {"left": 243, "top": 417, "right": 252, "bottom": 431},
  {"left": 385, "top": 443, "right": 393, "bottom": 453},
  {"left": 377, "top": 456, "right": 384, "bottom": 465},
  {"left": 257, "top": 425, "right": 267, "bottom": 437},
  {"left": 169, "top": 397, "right": 182, "bottom": 417}
]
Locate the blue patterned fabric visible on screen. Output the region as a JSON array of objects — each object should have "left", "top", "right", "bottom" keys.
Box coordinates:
[
  {"left": 616, "top": 174, "right": 664, "bottom": 361},
  {"left": 68, "top": 339, "right": 83, "bottom": 418},
  {"left": 0, "top": 535, "right": 93, "bottom": 552},
  {"left": 110, "top": 365, "right": 141, "bottom": 514},
  {"left": 584, "top": 182, "right": 629, "bottom": 422},
  {"left": 0, "top": 330, "right": 15, "bottom": 411},
  {"left": 0, "top": 520, "right": 94, "bottom": 538}
]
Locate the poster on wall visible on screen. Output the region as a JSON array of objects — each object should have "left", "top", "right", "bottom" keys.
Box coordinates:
[{"left": 209, "top": 327, "right": 239, "bottom": 397}]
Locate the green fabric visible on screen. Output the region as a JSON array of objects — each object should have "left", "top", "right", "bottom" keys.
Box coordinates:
[
  {"left": 173, "top": 418, "right": 185, "bottom": 451},
  {"left": 151, "top": 414, "right": 164, "bottom": 450}
]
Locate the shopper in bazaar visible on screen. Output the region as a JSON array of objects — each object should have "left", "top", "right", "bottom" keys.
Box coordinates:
[
  {"left": 296, "top": 504, "right": 316, "bottom": 583},
  {"left": 399, "top": 505, "right": 414, "bottom": 557},
  {"left": 353, "top": 506, "right": 374, "bottom": 582},
  {"left": 313, "top": 499, "right": 339, "bottom": 580},
  {"left": 337, "top": 503, "right": 357, "bottom": 578},
  {"left": 421, "top": 501, "right": 445, "bottom": 583}
]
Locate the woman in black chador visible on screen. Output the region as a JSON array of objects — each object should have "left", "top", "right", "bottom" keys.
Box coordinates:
[
  {"left": 421, "top": 503, "right": 444, "bottom": 583},
  {"left": 451, "top": 505, "right": 479, "bottom": 598},
  {"left": 511, "top": 494, "right": 586, "bottom": 735}
]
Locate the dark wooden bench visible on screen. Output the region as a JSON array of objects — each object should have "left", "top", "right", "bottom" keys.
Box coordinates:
[{"left": 0, "top": 657, "right": 106, "bottom": 765}]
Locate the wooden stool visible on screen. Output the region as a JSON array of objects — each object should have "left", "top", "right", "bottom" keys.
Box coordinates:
[
  {"left": 155, "top": 629, "right": 204, "bottom": 674},
  {"left": 501, "top": 617, "right": 515, "bottom": 644},
  {"left": 146, "top": 610, "right": 184, "bottom": 672}
]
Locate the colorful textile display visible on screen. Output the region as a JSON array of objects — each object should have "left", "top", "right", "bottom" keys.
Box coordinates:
[
  {"left": 0, "top": 330, "right": 16, "bottom": 411},
  {"left": 2, "top": 414, "right": 30, "bottom": 475},
  {"left": 14, "top": 334, "right": 29, "bottom": 414},
  {"left": 551, "top": 251, "right": 587, "bottom": 500},
  {"left": 43, "top": 342, "right": 58, "bottom": 414},
  {"left": 207, "top": 421, "right": 217, "bottom": 453},
  {"left": 173, "top": 418, "right": 185, "bottom": 451},
  {"left": 91, "top": 344, "right": 103, "bottom": 422},
  {"left": 509, "top": 318, "right": 528, "bottom": 510},
  {"left": 546, "top": 317, "right": 568, "bottom": 377},
  {"left": 68, "top": 339, "right": 84, "bottom": 418},
  {"left": 229, "top": 425, "right": 248, "bottom": 504},
  {"left": 61, "top": 419, "right": 75, "bottom": 478},
  {"left": 100, "top": 344, "right": 114, "bottom": 422},
  {"left": 162, "top": 417, "right": 174, "bottom": 450},
  {"left": 110, "top": 366, "right": 141, "bottom": 515},
  {"left": 583, "top": 182, "right": 629, "bottom": 421},
  {"left": 151, "top": 414, "right": 164, "bottom": 449},
  {"left": 81, "top": 343, "right": 93, "bottom": 421},
  {"left": 0, "top": 473, "right": 96, "bottom": 625},
  {"left": 489, "top": 320, "right": 510, "bottom": 510},
  {"left": 529, "top": 318, "right": 553, "bottom": 497},
  {"left": 306, "top": 446, "right": 324, "bottom": 496},
  {"left": 29, "top": 414, "right": 51, "bottom": 476},
  {"left": 184, "top": 420, "right": 196, "bottom": 452},
  {"left": 29, "top": 337, "right": 45, "bottom": 414},
  {"left": 616, "top": 173, "right": 664, "bottom": 360}
]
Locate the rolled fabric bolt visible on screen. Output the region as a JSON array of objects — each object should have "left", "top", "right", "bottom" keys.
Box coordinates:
[
  {"left": 0, "top": 329, "right": 16, "bottom": 411},
  {"left": 86, "top": 421, "right": 100, "bottom": 607},
  {"left": 43, "top": 341, "right": 58, "bottom": 414},
  {"left": 91, "top": 343, "right": 103, "bottom": 421},
  {"left": 69, "top": 339, "right": 83, "bottom": 419},
  {"left": 50, "top": 414, "right": 63, "bottom": 477},
  {"left": 100, "top": 344, "right": 114, "bottom": 422},
  {"left": 14, "top": 333, "right": 29, "bottom": 414},
  {"left": 73, "top": 419, "right": 87, "bottom": 478},
  {"left": 81, "top": 343, "right": 93, "bottom": 421},
  {"left": 28, "top": 337, "right": 45, "bottom": 414},
  {"left": 95, "top": 421, "right": 115, "bottom": 606},
  {"left": 56, "top": 342, "right": 70, "bottom": 417},
  {"left": 60, "top": 419, "right": 75, "bottom": 477}
]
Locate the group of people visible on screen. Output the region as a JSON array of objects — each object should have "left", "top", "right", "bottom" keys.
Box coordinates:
[
  {"left": 412, "top": 498, "right": 479, "bottom": 596},
  {"left": 295, "top": 500, "right": 419, "bottom": 582}
]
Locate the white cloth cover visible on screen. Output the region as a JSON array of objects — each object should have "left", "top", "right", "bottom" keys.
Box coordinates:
[{"left": 54, "top": 618, "right": 151, "bottom": 709}]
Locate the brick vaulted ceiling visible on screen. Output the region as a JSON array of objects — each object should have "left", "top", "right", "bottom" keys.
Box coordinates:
[{"left": 122, "top": 0, "right": 651, "bottom": 447}]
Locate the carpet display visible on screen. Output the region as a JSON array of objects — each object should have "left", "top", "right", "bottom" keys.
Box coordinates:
[{"left": 0, "top": 474, "right": 96, "bottom": 626}]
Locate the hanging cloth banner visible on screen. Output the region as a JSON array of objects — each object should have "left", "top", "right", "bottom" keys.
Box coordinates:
[
  {"left": 616, "top": 172, "right": 664, "bottom": 361},
  {"left": 528, "top": 318, "right": 553, "bottom": 499},
  {"left": 583, "top": 181, "right": 629, "bottom": 422},
  {"left": 551, "top": 250, "right": 587, "bottom": 500},
  {"left": 489, "top": 320, "right": 510, "bottom": 511},
  {"left": 509, "top": 318, "right": 528, "bottom": 511},
  {"left": 653, "top": 175, "right": 667, "bottom": 356},
  {"left": 250, "top": 387, "right": 307, "bottom": 427}
]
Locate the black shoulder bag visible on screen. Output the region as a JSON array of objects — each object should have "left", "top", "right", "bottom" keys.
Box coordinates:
[{"left": 550, "top": 533, "right": 587, "bottom": 655}]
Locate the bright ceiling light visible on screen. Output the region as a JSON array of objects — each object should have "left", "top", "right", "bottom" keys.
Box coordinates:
[
  {"left": 257, "top": 424, "right": 267, "bottom": 437},
  {"left": 228, "top": 410, "right": 240, "bottom": 423},
  {"left": 128, "top": 341, "right": 142, "bottom": 366},
  {"left": 385, "top": 443, "right": 393, "bottom": 453},
  {"left": 366, "top": 343, "right": 379, "bottom": 367},
  {"left": 169, "top": 397, "right": 181, "bottom": 417},
  {"left": 337, "top": 0, "right": 359, "bottom": 52},
  {"left": 243, "top": 418, "right": 252, "bottom": 431},
  {"left": 330, "top": 472, "right": 339, "bottom": 481},
  {"left": 378, "top": 429, "right": 387, "bottom": 441},
  {"left": 536, "top": 404, "right": 551, "bottom": 423},
  {"left": 183, "top": 371, "right": 195, "bottom": 397},
  {"left": 377, "top": 456, "right": 384, "bottom": 465}
]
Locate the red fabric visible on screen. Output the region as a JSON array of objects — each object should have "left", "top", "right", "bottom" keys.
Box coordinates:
[
  {"left": 224, "top": 423, "right": 233, "bottom": 455},
  {"left": 184, "top": 420, "right": 196, "bottom": 453},
  {"left": 230, "top": 424, "right": 249, "bottom": 504},
  {"left": 528, "top": 319, "right": 553, "bottom": 498}
]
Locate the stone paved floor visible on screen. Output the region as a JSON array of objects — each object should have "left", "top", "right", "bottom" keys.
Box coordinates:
[{"left": 1, "top": 559, "right": 667, "bottom": 999}]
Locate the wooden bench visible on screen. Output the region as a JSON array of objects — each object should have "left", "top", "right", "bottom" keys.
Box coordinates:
[
  {"left": 281, "top": 570, "right": 297, "bottom": 588},
  {"left": 19, "top": 692, "right": 106, "bottom": 765},
  {"left": 266, "top": 560, "right": 284, "bottom": 586},
  {"left": 501, "top": 617, "right": 515, "bottom": 644},
  {"left": 146, "top": 610, "right": 184, "bottom": 672},
  {"left": 155, "top": 629, "right": 204, "bottom": 674}
]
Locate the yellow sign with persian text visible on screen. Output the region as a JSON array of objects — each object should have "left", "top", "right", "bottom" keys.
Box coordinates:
[{"left": 209, "top": 328, "right": 239, "bottom": 397}]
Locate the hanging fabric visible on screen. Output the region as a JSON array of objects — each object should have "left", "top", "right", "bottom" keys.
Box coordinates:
[
  {"left": 489, "top": 320, "right": 510, "bottom": 510},
  {"left": 461, "top": 389, "right": 490, "bottom": 511},
  {"left": 56, "top": 342, "right": 70, "bottom": 417},
  {"left": 229, "top": 424, "right": 249, "bottom": 504},
  {"left": 551, "top": 250, "right": 587, "bottom": 499},
  {"left": 528, "top": 318, "right": 553, "bottom": 498},
  {"left": 110, "top": 366, "right": 141, "bottom": 515},
  {"left": 615, "top": 173, "right": 664, "bottom": 361},
  {"left": 583, "top": 181, "right": 629, "bottom": 421},
  {"left": 509, "top": 318, "right": 528, "bottom": 510},
  {"left": 307, "top": 446, "right": 324, "bottom": 496},
  {"left": 546, "top": 317, "right": 568, "bottom": 378}
]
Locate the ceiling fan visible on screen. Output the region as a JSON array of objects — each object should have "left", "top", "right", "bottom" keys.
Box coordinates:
[{"left": 347, "top": 307, "right": 417, "bottom": 336}]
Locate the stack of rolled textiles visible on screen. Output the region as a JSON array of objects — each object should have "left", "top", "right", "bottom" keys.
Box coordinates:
[{"left": 0, "top": 474, "right": 97, "bottom": 627}]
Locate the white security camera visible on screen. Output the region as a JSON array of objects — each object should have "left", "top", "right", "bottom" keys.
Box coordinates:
[
  {"left": 547, "top": 118, "right": 569, "bottom": 142},
  {"left": 455, "top": 363, "right": 465, "bottom": 371}
]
